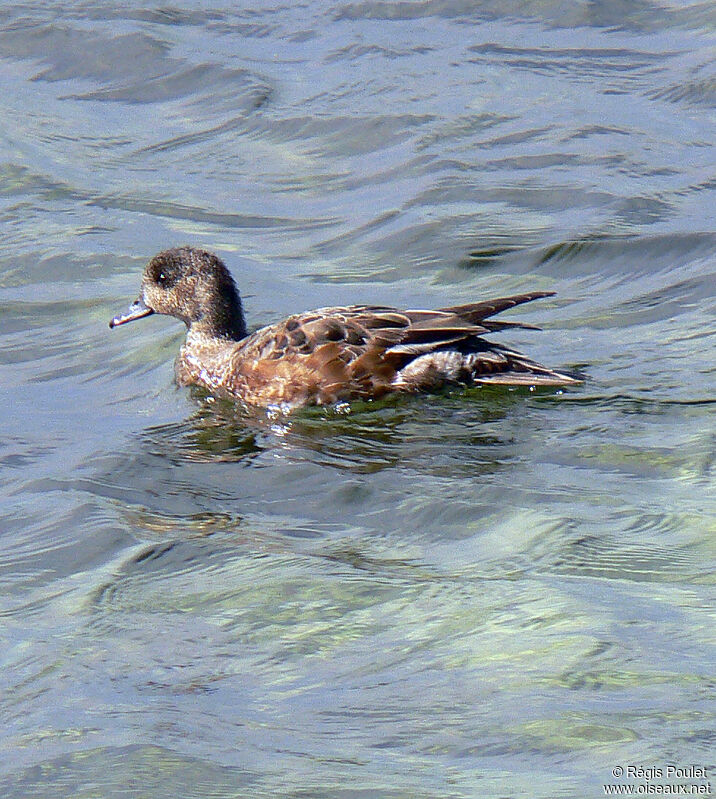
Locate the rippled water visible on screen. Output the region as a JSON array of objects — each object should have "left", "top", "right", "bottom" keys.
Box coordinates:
[{"left": 1, "top": 1, "right": 714, "bottom": 796}]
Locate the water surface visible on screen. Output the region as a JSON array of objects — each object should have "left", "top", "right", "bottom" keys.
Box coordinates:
[{"left": 0, "top": 1, "right": 714, "bottom": 797}]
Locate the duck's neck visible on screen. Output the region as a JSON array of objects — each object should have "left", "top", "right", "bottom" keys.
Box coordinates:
[{"left": 192, "top": 289, "right": 247, "bottom": 342}]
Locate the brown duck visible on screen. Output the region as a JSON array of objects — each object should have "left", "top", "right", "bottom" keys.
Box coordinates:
[{"left": 110, "top": 247, "right": 578, "bottom": 409}]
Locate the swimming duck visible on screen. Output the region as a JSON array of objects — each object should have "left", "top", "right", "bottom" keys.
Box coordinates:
[{"left": 110, "top": 247, "right": 578, "bottom": 408}]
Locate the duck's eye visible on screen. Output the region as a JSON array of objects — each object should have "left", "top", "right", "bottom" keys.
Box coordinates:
[{"left": 151, "top": 264, "right": 177, "bottom": 288}]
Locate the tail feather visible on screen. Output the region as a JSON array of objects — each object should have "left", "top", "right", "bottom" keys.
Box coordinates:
[
  {"left": 480, "top": 319, "right": 541, "bottom": 332},
  {"left": 439, "top": 291, "right": 555, "bottom": 324},
  {"left": 474, "top": 371, "right": 580, "bottom": 386}
]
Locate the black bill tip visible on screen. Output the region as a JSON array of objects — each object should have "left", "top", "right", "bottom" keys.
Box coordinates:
[{"left": 109, "top": 298, "right": 154, "bottom": 329}]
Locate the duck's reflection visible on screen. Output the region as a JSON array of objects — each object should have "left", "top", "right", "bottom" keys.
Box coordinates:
[{"left": 139, "top": 385, "right": 536, "bottom": 478}]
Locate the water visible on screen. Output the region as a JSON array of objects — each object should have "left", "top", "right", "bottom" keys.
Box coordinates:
[{"left": 0, "top": 1, "right": 714, "bottom": 796}]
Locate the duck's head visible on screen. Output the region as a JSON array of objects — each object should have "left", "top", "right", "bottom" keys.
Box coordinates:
[{"left": 109, "top": 247, "right": 247, "bottom": 340}]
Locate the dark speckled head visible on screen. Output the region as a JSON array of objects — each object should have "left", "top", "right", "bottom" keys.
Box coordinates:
[{"left": 110, "top": 247, "right": 247, "bottom": 340}]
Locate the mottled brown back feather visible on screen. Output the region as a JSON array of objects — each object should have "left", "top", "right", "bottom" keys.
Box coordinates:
[{"left": 209, "top": 293, "right": 576, "bottom": 405}]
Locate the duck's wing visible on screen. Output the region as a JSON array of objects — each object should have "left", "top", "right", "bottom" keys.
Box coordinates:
[
  {"left": 382, "top": 294, "right": 578, "bottom": 388},
  {"left": 239, "top": 303, "right": 490, "bottom": 366},
  {"left": 227, "top": 307, "right": 409, "bottom": 404},
  {"left": 227, "top": 296, "right": 576, "bottom": 405}
]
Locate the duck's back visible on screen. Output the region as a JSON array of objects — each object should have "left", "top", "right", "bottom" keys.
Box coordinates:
[{"left": 177, "top": 296, "right": 577, "bottom": 408}]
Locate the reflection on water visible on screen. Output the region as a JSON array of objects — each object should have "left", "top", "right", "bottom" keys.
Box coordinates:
[{"left": 0, "top": 0, "right": 714, "bottom": 796}]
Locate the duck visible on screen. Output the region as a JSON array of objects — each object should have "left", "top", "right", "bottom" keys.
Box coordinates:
[{"left": 109, "top": 246, "right": 579, "bottom": 409}]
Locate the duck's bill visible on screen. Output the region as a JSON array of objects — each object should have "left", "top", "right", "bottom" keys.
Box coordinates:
[{"left": 109, "top": 298, "right": 154, "bottom": 328}]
